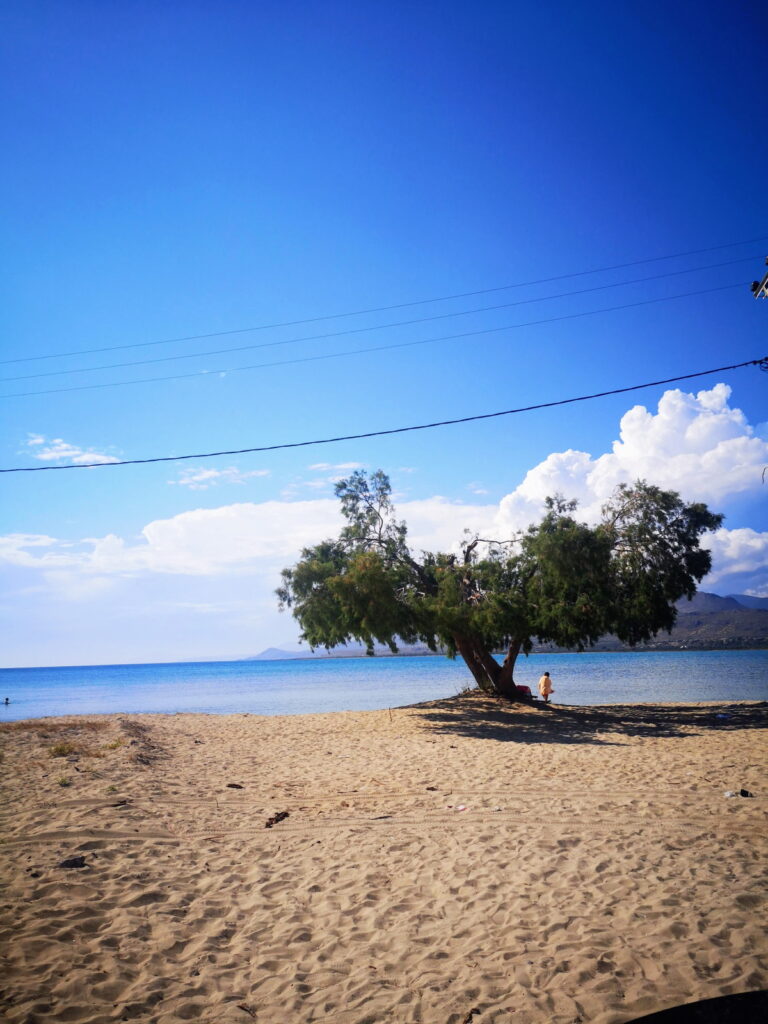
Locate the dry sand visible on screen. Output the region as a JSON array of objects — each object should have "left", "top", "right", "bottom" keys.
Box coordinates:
[{"left": 0, "top": 696, "right": 766, "bottom": 1024}]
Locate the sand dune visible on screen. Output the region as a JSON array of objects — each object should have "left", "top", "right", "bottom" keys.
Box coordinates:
[{"left": 1, "top": 696, "right": 766, "bottom": 1023}]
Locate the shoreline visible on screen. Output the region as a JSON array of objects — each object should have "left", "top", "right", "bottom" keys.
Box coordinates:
[
  {"left": 2, "top": 644, "right": 767, "bottom": 672},
  {"left": 1, "top": 696, "right": 766, "bottom": 1023},
  {"left": 3, "top": 696, "right": 767, "bottom": 728},
  {"left": 2, "top": 649, "right": 767, "bottom": 725}
]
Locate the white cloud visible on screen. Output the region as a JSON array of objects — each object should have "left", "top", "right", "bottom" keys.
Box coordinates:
[
  {"left": 308, "top": 461, "right": 365, "bottom": 472},
  {"left": 0, "top": 534, "right": 81, "bottom": 568},
  {"left": 702, "top": 528, "right": 768, "bottom": 591},
  {"left": 279, "top": 464, "right": 367, "bottom": 499},
  {"left": 3, "top": 385, "right": 766, "bottom": 627},
  {"left": 0, "top": 502, "right": 343, "bottom": 577},
  {"left": 496, "top": 383, "right": 768, "bottom": 534},
  {"left": 23, "top": 434, "right": 119, "bottom": 465},
  {"left": 396, "top": 498, "right": 497, "bottom": 552},
  {"left": 169, "top": 466, "right": 270, "bottom": 490},
  {"left": 2, "top": 494, "right": 763, "bottom": 601},
  {"left": 586, "top": 383, "right": 767, "bottom": 504}
]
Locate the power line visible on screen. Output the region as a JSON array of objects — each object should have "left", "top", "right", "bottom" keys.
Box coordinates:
[
  {"left": 3, "top": 234, "right": 767, "bottom": 366},
  {"left": 0, "top": 282, "right": 745, "bottom": 398},
  {"left": 0, "top": 255, "right": 756, "bottom": 384},
  {"left": 3, "top": 355, "right": 765, "bottom": 473}
]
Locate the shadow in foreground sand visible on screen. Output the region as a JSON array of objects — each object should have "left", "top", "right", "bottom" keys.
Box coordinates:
[
  {"left": 410, "top": 695, "right": 768, "bottom": 746},
  {"left": 626, "top": 988, "right": 767, "bottom": 1023}
]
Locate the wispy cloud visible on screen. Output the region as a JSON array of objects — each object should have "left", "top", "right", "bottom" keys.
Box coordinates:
[
  {"left": 307, "top": 462, "right": 365, "bottom": 472},
  {"left": 278, "top": 463, "right": 366, "bottom": 499},
  {"left": 169, "top": 467, "right": 270, "bottom": 490},
  {"left": 23, "top": 434, "right": 119, "bottom": 465}
]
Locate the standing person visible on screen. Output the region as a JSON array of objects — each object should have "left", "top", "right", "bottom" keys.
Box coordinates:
[{"left": 538, "top": 671, "right": 554, "bottom": 704}]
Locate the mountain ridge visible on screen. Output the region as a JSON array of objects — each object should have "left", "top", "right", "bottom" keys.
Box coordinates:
[{"left": 251, "top": 592, "right": 768, "bottom": 659}]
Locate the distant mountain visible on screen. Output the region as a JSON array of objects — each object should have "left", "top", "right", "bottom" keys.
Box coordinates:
[
  {"left": 248, "top": 641, "right": 444, "bottom": 661},
  {"left": 664, "top": 593, "right": 768, "bottom": 649},
  {"left": 573, "top": 591, "right": 768, "bottom": 652},
  {"left": 729, "top": 594, "right": 768, "bottom": 611},
  {"left": 676, "top": 592, "right": 743, "bottom": 613},
  {"left": 250, "top": 592, "right": 768, "bottom": 660},
  {"left": 251, "top": 647, "right": 312, "bottom": 661}
]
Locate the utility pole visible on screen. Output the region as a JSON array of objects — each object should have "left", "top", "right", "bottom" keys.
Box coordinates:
[{"left": 751, "top": 257, "right": 768, "bottom": 298}]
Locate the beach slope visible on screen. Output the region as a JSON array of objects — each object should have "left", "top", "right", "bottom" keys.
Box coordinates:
[{"left": 1, "top": 697, "right": 766, "bottom": 1023}]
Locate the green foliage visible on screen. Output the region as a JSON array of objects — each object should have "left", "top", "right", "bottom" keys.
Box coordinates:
[
  {"left": 521, "top": 500, "right": 614, "bottom": 651},
  {"left": 601, "top": 482, "right": 723, "bottom": 645},
  {"left": 277, "top": 470, "right": 723, "bottom": 695}
]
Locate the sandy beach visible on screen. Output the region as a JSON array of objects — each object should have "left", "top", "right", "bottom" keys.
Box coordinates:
[{"left": 1, "top": 695, "right": 766, "bottom": 1024}]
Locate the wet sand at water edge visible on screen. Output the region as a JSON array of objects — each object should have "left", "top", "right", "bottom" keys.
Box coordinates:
[{"left": 0, "top": 695, "right": 766, "bottom": 1023}]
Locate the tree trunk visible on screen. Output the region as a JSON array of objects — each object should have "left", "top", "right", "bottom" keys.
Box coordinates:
[
  {"left": 454, "top": 634, "right": 508, "bottom": 695},
  {"left": 495, "top": 640, "right": 522, "bottom": 699},
  {"left": 453, "top": 634, "right": 491, "bottom": 690},
  {"left": 475, "top": 646, "right": 504, "bottom": 690}
]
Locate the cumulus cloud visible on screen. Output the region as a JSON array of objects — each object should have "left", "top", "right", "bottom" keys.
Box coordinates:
[
  {"left": 397, "top": 498, "right": 496, "bottom": 552},
  {"left": 588, "top": 383, "right": 767, "bottom": 503},
  {"left": 169, "top": 466, "right": 270, "bottom": 490},
  {"left": 497, "top": 384, "right": 768, "bottom": 533},
  {"left": 23, "top": 434, "right": 119, "bottom": 465},
  {"left": 702, "top": 528, "right": 768, "bottom": 595},
  {"left": 0, "top": 502, "right": 342, "bottom": 577}
]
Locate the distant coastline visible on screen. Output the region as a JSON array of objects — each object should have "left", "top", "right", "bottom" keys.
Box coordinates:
[
  {"left": 251, "top": 641, "right": 768, "bottom": 664},
  {"left": 1, "top": 593, "right": 765, "bottom": 673},
  {"left": 252, "top": 591, "right": 768, "bottom": 661}
]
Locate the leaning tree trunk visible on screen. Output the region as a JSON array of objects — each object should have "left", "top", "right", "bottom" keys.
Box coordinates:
[
  {"left": 453, "top": 634, "right": 493, "bottom": 691},
  {"left": 494, "top": 640, "right": 522, "bottom": 699},
  {"left": 453, "top": 633, "right": 518, "bottom": 697}
]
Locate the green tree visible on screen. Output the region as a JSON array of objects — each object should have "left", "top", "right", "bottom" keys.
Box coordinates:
[{"left": 277, "top": 471, "right": 723, "bottom": 698}]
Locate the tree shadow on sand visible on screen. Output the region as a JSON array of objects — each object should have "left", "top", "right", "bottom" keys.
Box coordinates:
[{"left": 406, "top": 694, "right": 768, "bottom": 747}]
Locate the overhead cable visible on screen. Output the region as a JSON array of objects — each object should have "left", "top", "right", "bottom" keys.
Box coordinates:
[
  {"left": 3, "top": 234, "right": 766, "bottom": 366},
  {"left": 0, "top": 256, "right": 757, "bottom": 384},
  {"left": 0, "top": 282, "right": 746, "bottom": 399},
  {"left": 3, "top": 355, "right": 765, "bottom": 473}
]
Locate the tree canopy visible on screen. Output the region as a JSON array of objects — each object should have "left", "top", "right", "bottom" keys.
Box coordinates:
[{"left": 277, "top": 470, "right": 723, "bottom": 698}]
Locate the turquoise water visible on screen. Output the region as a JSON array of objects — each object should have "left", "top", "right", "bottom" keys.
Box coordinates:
[{"left": 0, "top": 650, "right": 766, "bottom": 721}]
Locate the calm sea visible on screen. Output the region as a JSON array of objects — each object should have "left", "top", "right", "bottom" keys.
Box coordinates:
[{"left": 0, "top": 651, "right": 766, "bottom": 722}]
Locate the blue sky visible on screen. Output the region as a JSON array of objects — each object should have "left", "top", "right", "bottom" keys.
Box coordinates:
[{"left": 1, "top": 1, "right": 766, "bottom": 666}]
